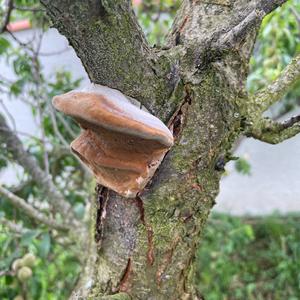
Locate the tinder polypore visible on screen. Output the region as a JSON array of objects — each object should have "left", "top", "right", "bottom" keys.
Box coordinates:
[{"left": 52, "top": 83, "right": 173, "bottom": 198}]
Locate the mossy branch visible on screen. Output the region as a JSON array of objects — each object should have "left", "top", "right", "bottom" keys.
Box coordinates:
[
  {"left": 252, "top": 53, "right": 300, "bottom": 112},
  {"left": 246, "top": 116, "right": 300, "bottom": 144}
]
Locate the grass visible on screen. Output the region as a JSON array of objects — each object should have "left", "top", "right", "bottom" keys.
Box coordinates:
[{"left": 196, "top": 213, "right": 300, "bottom": 300}]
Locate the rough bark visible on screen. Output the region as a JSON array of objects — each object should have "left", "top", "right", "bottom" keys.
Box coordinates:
[{"left": 39, "top": 0, "right": 295, "bottom": 299}]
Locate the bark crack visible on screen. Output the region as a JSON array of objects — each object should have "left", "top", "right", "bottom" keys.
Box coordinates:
[
  {"left": 135, "top": 196, "right": 155, "bottom": 266},
  {"left": 168, "top": 85, "right": 192, "bottom": 140},
  {"left": 118, "top": 258, "right": 132, "bottom": 293},
  {"left": 156, "top": 235, "right": 181, "bottom": 286},
  {"left": 95, "top": 185, "right": 109, "bottom": 246}
]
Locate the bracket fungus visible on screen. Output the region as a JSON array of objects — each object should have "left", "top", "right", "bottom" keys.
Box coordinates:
[{"left": 52, "top": 84, "right": 174, "bottom": 198}]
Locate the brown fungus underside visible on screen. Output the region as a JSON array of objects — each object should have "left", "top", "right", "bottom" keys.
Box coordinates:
[{"left": 52, "top": 84, "right": 174, "bottom": 198}]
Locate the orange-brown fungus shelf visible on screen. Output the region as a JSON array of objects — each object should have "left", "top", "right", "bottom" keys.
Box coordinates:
[{"left": 52, "top": 84, "right": 174, "bottom": 198}]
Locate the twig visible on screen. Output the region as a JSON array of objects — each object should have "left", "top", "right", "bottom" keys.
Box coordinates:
[
  {"left": 10, "top": 180, "right": 31, "bottom": 193},
  {"left": 13, "top": 4, "right": 45, "bottom": 12},
  {"left": 0, "top": 126, "right": 44, "bottom": 143},
  {"left": 31, "top": 30, "right": 50, "bottom": 175},
  {"left": 252, "top": 53, "right": 300, "bottom": 112},
  {"left": 0, "top": 114, "right": 78, "bottom": 227},
  {"left": 39, "top": 46, "right": 70, "bottom": 56},
  {"left": 6, "top": 30, "right": 33, "bottom": 49},
  {"left": 0, "top": 99, "right": 16, "bottom": 131},
  {"left": 48, "top": 104, "right": 69, "bottom": 147},
  {"left": 0, "top": 269, "right": 14, "bottom": 277},
  {"left": 290, "top": 6, "right": 300, "bottom": 30},
  {"left": 0, "top": 0, "right": 13, "bottom": 33},
  {"left": 0, "top": 184, "right": 69, "bottom": 231},
  {"left": 0, "top": 217, "right": 29, "bottom": 235},
  {"left": 56, "top": 113, "right": 77, "bottom": 139},
  {"left": 48, "top": 103, "right": 91, "bottom": 173}
]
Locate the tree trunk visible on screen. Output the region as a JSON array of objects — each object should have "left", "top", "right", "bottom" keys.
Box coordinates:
[
  {"left": 72, "top": 71, "right": 237, "bottom": 299},
  {"left": 39, "top": 0, "right": 294, "bottom": 299}
]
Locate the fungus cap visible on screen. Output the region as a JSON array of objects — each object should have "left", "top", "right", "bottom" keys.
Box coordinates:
[{"left": 53, "top": 84, "right": 173, "bottom": 197}]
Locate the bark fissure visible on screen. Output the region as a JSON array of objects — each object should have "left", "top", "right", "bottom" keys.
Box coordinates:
[
  {"left": 118, "top": 258, "right": 133, "bottom": 293},
  {"left": 135, "top": 196, "right": 155, "bottom": 266},
  {"left": 168, "top": 85, "right": 192, "bottom": 140},
  {"left": 95, "top": 185, "right": 109, "bottom": 246},
  {"left": 156, "top": 235, "right": 181, "bottom": 286}
]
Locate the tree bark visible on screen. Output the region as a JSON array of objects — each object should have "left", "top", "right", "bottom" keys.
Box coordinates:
[{"left": 39, "top": 0, "right": 294, "bottom": 299}]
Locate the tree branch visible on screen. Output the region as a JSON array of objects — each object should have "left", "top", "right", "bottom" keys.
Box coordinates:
[
  {"left": 0, "top": 114, "right": 78, "bottom": 226},
  {"left": 165, "top": 0, "right": 288, "bottom": 81},
  {"left": 0, "top": 184, "right": 69, "bottom": 231},
  {"left": 217, "top": 9, "right": 264, "bottom": 51},
  {"left": 246, "top": 116, "right": 300, "bottom": 144},
  {"left": 252, "top": 53, "right": 300, "bottom": 112},
  {"left": 167, "top": 0, "right": 288, "bottom": 47},
  {"left": 257, "top": 0, "right": 289, "bottom": 15},
  {"left": 0, "top": 217, "right": 29, "bottom": 235},
  {"left": 0, "top": 0, "right": 13, "bottom": 33},
  {"left": 216, "top": 0, "right": 288, "bottom": 51},
  {"left": 13, "top": 4, "right": 45, "bottom": 12}
]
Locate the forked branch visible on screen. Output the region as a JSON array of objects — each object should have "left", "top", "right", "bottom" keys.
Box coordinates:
[
  {"left": 217, "top": 0, "right": 288, "bottom": 50},
  {"left": 246, "top": 116, "right": 300, "bottom": 144}
]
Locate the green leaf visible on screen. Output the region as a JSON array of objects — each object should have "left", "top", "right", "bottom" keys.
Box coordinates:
[
  {"left": 73, "top": 203, "right": 85, "bottom": 220},
  {"left": 13, "top": 55, "right": 32, "bottom": 77},
  {"left": 20, "top": 230, "right": 41, "bottom": 247},
  {"left": 38, "top": 232, "right": 51, "bottom": 258},
  {"left": 0, "top": 37, "right": 10, "bottom": 55},
  {"left": 235, "top": 157, "right": 251, "bottom": 175},
  {"left": 10, "top": 79, "right": 25, "bottom": 96}
]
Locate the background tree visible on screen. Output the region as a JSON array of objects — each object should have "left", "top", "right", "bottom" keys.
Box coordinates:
[{"left": 0, "top": 0, "right": 300, "bottom": 299}]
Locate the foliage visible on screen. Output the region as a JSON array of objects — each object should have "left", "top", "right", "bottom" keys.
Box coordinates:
[
  {"left": 2, "top": 212, "right": 299, "bottom": 300},
  {"left": 0, "top": 225, "right": 80, "bottom": 300},
  {"left": 134, "top": 0, "right": 181, "bottom": 46},
  {"left": 234, "top": 157, "right": 251, "bottom": 176},
  {"left": 0, "top": 3, "right": 86, "bottom": 299},
  {"left": 196, "top": 213, "right": 300, "bottom": 300},
  {"left": 247, "top": 1, "right": 300, "bottom": 116}
]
